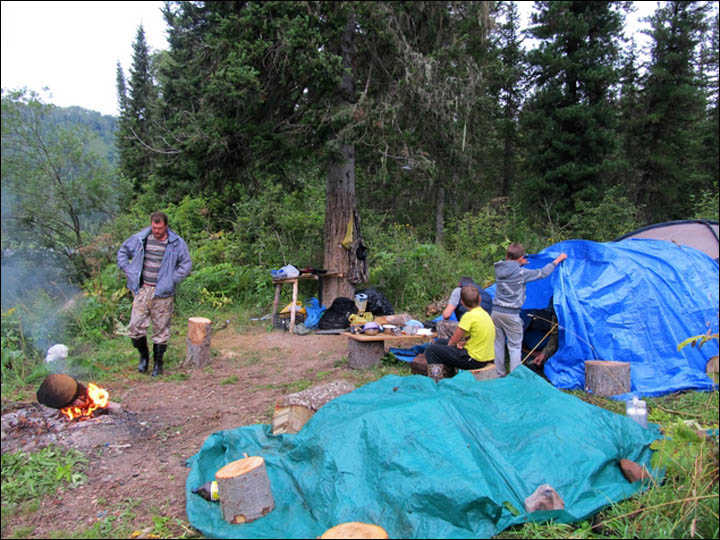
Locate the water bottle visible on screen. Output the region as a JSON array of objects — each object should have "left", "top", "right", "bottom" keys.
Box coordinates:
[{"left": 625, "top": 396, "right": 648, "bottom": 428}]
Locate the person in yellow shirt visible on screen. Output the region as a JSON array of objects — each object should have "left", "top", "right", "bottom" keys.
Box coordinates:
[{"left": 425, "top": 285, "right": 495, "bottom": 370}]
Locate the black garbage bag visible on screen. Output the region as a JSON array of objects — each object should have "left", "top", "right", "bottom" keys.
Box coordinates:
[
  {"left": 356, "top": 288, "right": 394, "bottom": 315},
  {"left": 318, "top": 297, "right": 358, "bottom": 330}
]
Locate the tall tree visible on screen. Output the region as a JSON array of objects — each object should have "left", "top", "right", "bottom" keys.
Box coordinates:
[
  {"left": 636, "top": 0, "right": 711, "bottom": 221},
  {"left": 1, "top": 90, "right": 129, "bottom": 281},
  {"left": 520, "top": 0, "right": 626, "bottom": 225},
  {"left": 117, "top": 25, "right": 159, "bottom": 193},
  {"left": 491, "top": 0, "right": 526, "bottom": 198}
]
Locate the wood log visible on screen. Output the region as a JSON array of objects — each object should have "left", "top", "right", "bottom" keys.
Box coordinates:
[
  {"left": 347, "top": 339, "right": 384, "bottom": 369},
  {"left": 427, "top": 363, "right": 457, "bottom": 382},
  {"left": 272, "top": 380, "right": 355, "bottom": 434},
  {"left": 184, "top": 317, "right": 212, "bottom": 368},
  {"left": 216, "top": 456, "right": 275, "bottom": 524},
  {"left": 320, "top": 522, "right": 389, "bottom": 539},
  {"left": 470, "top": 364, "right": 499, "bottom": 381},
  {"left": 584, "top": 360, "right": 630, "bottom": 397}
]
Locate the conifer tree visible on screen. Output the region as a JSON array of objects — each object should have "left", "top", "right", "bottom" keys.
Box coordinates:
[
  {"left": 637, "top": 0, "right": 711, "bottom": 221},
  {"left": 520, "top": 0, "right": 626, "bottom": 225},
  {"left": 118, "top": 25, "right": 158, "bottom": 193}
]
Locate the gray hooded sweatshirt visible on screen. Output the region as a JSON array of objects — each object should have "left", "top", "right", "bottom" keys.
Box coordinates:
[{"left": 492, "top": 259, "right": 556, "bottom": 313}]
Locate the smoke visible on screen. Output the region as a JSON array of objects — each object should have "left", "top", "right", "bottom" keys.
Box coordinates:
[{"left": 1, "top": 247, "right": 81, "bottom": 353}]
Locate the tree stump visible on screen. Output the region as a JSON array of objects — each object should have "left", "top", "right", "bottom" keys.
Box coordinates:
[
  {"left": 272, "top": 380, "right": 355, "bottom": 435},
  {"left": 215, "top": 456, "right": 275, "bottom": 524},
  {"left": 427, "top": 363, "right": 457, "bottom": 382},
  {"left": 347, "top": 339, "right": 384, "bottom": 369},
  {"left": 320, "top": 522, "right": 389, "bottom": 539},
  {"left": 584, "top": 360, "right": 630, "bottom": 396},
  {"left": 184, "top": 317, "right": 212, "bottom": 368},
  {"left": 470, "top": 364, "right": 498, "bottom": 381}
]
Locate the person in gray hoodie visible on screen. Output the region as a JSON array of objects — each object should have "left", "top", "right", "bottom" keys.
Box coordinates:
[
  {"left": 492, "top": 243, "right": 567, "bottom": 376},
  {"left": 117, "top": 212, "right": 192, "bottom": 376}
]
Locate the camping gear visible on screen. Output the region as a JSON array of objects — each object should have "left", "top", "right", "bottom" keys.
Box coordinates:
[
  {"left": 484, "top": 238, "right": 719, "bottom": 397},
  {"left": 355, "top": 288, "right": 394, "bottom": 315},
  {"left": 317, "top": 297, "right": 357, "bottom": 330},
  {"left": 614, "top": 219, "right": 719, "bottom": 261},
  {"left": 354, "top": 293, "right": 368, "bottom": 313},
  {"left": 186, "top": 368, "right": 662, "bottom": 539},
  {"left": 362, "top": 321, "right": 381, "bottom": 336}
]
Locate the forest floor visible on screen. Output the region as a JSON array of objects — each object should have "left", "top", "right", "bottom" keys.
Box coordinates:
[{"left": 2, "top": 324, "right": 411, "bottom": 539}]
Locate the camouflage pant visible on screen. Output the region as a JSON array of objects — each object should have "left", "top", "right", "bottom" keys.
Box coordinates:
[{"left": 128, "top": 286, "right": 174, "bottom": 344}]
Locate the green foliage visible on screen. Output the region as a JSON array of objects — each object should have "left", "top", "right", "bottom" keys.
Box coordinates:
[
  {"left": 691, "top": 187, "right": 719, "bottom": 222},
  {"left": 1, "top": 445, "right": 88, "bottom": 505},
  {"left": 176, "top": 263, "right": 271, "bottom": 313},
  {"left": 566, "top": 185, "right": 641, "bottom": 242}
]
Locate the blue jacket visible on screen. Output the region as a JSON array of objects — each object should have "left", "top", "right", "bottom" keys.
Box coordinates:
[{"left": 117, "top": 227, "right": 192, "bottom": 297}]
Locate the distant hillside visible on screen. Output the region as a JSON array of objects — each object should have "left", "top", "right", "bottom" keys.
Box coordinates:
[{"left": 49, "top": 105, "right": 118, "bottom": 164}]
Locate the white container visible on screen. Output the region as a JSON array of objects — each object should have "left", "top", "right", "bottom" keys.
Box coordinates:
[
  {"left": 626, "top": 396, "right": 648, "bottom": 428},
  {"left": 354, "top": 293, "right": 368, "bottom": 313}
]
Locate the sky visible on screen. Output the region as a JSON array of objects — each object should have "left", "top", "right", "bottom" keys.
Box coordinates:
[{"left": 1, "top": 1, "right": 662, "bottom": 118}]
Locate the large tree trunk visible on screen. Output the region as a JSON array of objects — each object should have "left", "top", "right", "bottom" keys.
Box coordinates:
[
  {"left": 323, "top": 12, "right": 361, "bottom": 306},
  {"left": 435, "top": 181, "right": 445, "bottom": 245}
]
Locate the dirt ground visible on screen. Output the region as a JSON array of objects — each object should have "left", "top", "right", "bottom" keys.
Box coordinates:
[{"left": 2, "top": 325, "right": 396, "bottom": 538}]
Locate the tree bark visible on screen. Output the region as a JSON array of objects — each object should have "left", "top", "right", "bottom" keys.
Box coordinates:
[
  {"left": 216, "top": 456, "right": 275, "bottom": 524},
  {"left": 323, "top": 11, "right": 359, "bottom": 307},
  {"left": 184, "top": 317, "right": 212, "bottom": 368},
  {"left": 584, "top": 360, "right": 630, "bottom": 397},
  {"left": 272, "top": 380, "right": 355, "bottom": 434},
  {"left": 435, "top": 182, "right": 445, "bottom": 245}
]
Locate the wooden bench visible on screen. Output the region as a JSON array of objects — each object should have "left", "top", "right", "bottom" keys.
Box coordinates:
[{"left": 341, "top": 332, "right": 436, "bottom": 369}]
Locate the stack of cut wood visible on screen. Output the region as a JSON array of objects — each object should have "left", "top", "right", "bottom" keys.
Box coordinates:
[{"left": 272, "top": 380, "right": 355, "bottom": 435}]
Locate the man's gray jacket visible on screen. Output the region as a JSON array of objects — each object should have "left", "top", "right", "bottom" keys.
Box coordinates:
[
  {"left": 117, "top": 226, "right": 192, "bottom": 297},
  {"left": 492, "top": 259, "right": 555, "bottom": 312}
]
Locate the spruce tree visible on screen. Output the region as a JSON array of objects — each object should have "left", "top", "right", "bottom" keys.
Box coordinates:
[
  {"left": 637, "top": 0, "right": 711, "bottom": 221},
  {"left": 520, "top": 0, "right": 626, "bottom": 225}
]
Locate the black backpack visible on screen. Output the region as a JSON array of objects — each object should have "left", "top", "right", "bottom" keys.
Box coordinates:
[{"left": 318, "top": 297, "right": 358, "bottom": 330}]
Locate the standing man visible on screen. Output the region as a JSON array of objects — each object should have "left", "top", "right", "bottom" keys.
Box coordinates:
[
  {"left": 492, "top": 243, "right": 566, "bottom": 377},
  {"left": 117, "top": 212, "right": 192, "bottom": 376}
]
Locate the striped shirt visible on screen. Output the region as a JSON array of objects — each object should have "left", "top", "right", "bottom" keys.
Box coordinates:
[{"left": 142, "top": 236, "right": 168, "bottom": 287}]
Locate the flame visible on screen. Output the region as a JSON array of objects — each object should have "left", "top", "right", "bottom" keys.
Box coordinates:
[{"left": 60, "top": 383, "right": 109, "bottom": 420}]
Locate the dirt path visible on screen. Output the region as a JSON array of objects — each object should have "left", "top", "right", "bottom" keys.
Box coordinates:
[{"left": 3, "top": 326, "right": 394, "bottom": 538}]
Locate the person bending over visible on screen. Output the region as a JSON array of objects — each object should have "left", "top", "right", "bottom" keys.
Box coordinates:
[{"left": 426, "top": 285, "right": 495, "bottom": 370}]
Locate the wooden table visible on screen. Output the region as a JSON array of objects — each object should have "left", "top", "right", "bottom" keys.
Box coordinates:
[
  {"left": 271, "top": 272, "right": 342, "bottom": 333},
  {"left": 342, "top": 332, "right": 436, "bottom": 369}
]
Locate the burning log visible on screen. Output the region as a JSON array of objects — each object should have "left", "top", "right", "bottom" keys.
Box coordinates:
[
  {"left": 184, "top": 317, "right": 213, "bottom": 368},
  {"left": 36, "top": 374, "right": 111, "bottom": 420},
  {"left": 272, "top": 380, "right": 355, "bottom": 435},
  {"left": 216, "top": 456, "right": 275, "bottom": 524}
]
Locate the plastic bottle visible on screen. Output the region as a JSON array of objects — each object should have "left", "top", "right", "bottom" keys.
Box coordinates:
[
  {"left": 625, "top": 396, "right": 648, "bottom": 428},
  {"left": 192, "top": 480, "right": 219, "bottom": 502}
]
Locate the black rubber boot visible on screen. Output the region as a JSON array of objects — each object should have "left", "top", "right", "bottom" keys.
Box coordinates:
[
  {"left": 132, "top": 337, "right": 150, "bottom": 373},
  {"left": 152, "top": 343, "right": 167, "bottom": 377}
]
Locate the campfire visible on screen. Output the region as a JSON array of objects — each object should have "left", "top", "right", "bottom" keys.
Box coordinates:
[
  {"left": 60, "top": 382, "right": 109, "bottom": 420},
  {"left": 36, "top": 374, "right": 110, "bottom": 421}
]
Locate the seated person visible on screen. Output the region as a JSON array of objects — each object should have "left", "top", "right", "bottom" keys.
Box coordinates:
[
  {"left": 523, "top": 305, "right": 558, "bottom": 374},
  {"left": 441, "top": 277, "right": 492, "bottom": 321},
  {"left": 426, "top": 285, "right": 495, "bottom": 370}
]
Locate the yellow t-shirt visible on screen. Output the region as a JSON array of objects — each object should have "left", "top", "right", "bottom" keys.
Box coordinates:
[{"left": 458, "top": 307, "right": 495, "bottom": 362}]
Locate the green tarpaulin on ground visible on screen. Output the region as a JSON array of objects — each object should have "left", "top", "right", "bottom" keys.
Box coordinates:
[{"left": 186, "top": 368, "right": 662, "bottom": 538}]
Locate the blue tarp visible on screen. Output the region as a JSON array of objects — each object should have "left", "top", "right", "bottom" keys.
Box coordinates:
[
  {"left": 186, "top": 369, "right": 661, "bottom": 539},
  {"left": 485, "top": 239, "right": 719, "bottom": 397}
]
